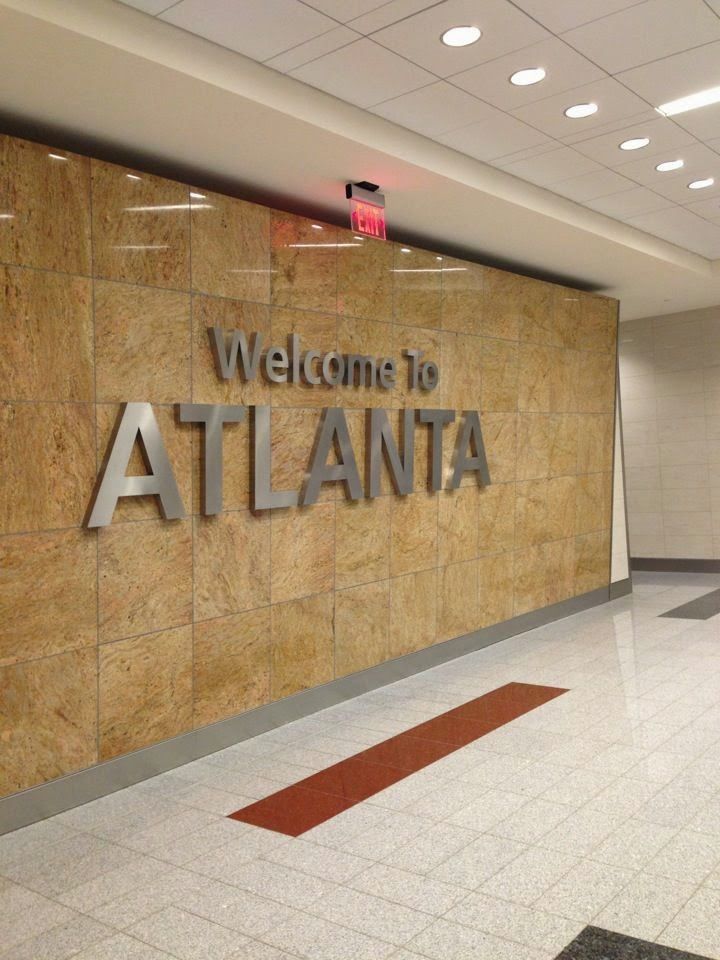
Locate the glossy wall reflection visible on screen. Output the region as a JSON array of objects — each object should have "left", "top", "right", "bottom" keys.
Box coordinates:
[{"left": 0, "top": 135, "right": 618, "bottom": 799}]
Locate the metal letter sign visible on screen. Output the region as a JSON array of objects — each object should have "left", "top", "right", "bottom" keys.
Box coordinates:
[{"left": 87, "top": 329, "right": 491, "bottom": 526}]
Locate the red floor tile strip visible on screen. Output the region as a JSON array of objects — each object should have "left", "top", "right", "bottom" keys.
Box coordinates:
[{"left": 228, "top": 682, "right": 567, "bottom": 836}]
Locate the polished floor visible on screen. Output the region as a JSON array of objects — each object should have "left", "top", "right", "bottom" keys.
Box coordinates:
[{"left": 2, "top": 572, "right": 720, "bottom": 960}]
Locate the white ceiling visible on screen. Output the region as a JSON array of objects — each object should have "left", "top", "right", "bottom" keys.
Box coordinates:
[
  {"left": 121, "top": 0, "right": 720, "bottom": 261},
  {"left": 1, "top": 0, "right": 720, "bottom": 321}
]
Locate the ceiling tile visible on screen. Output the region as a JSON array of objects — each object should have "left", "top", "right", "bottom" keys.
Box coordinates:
[
  {"left": 585, "top": 186, "right": 674, "bottom": 218},
  {"left": 497, "top": 146, "right": 602, "bottom": 186},
  {"left": 625, "top": 206, "right": 720, "bottom": 257},
  {"left": 347, "top": 0, "right": 440, "bottom": 34},
  {"left": 614, "top": 141, "right": 718, "bottom": 188},
  {"left": 570, "top": 117, "right": 696, "bottom": 168},
  {"left": 509, "top": 0, "right": 646, "bottom": 34},
  {"left": 647, "top": 163, "right": 720, "bottom": 203},
  {"left": 684, "top": 196, "right": 720, "bottom": 223},
  {"left": 617, "top": 40, "right": 720, "bottom": 108},
  {"left": 160, "top": 0, "right": 337, "bottom": 61},
  {"left": 560, "top": 0, "right": 720, "bottom": 74},
  {"left": 265, "top": 26, "right": 360, "bottom": 72},
  {"left": 302, "top": 0, "right": 389, "bottom": 21},
  {"left": 371, "top": 81, "right": 492, "bottom": 137},
  {"left": 120, "top": 0, "right": 178, "bottom": 12},
  {"left": 369, "top": 0, "right": 549, "bottom": 78},
  {"left": 510, "top": 77, "right": 649, "bottom": 140},
  {"left": 706, "top": 0, "right": 720, "bottom": 12},
  {"left": 672, "top": 102, "right": 720, "bottom": 143},
  {"left": 289, "top": 38, "right": 435, "bottom": 107},
  {"left": 551, "top": 168, "right": 637, "bottom": 202},
  {"left": 449, "top": 37, "right": 604, "bottom": 111},
  {"left": 437, "top": 111, "right": 551, "bottom": 162}
]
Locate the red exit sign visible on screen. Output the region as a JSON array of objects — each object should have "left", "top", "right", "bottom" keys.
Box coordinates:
[{"left": 346, "top": 183, "right": 386, "bottom": 240}]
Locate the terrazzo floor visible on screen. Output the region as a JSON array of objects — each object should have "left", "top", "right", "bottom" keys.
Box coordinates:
[{"left": 2, "top": 571, "right": 720, "bottom": 960}]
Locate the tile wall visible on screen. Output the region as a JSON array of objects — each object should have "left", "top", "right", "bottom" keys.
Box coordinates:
[
  {"left": 0, "top": 134, "right": 618, "bottom": 801},
  {"left": 619, "top": 306, "right": 720, "bottom": 560}
]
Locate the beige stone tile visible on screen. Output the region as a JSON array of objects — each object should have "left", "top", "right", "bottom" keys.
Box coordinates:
[
  {"left": 0, "top": 529, "right": 97, "bottom": 666},
  {"left": 441, "top": 257, "right": 484, "bottom": 335},
  {"left": 478, "top": 552, "right": 514, "bottom": 628},
  {"left": 481, "top": 413, "right": 517, "bottom": 483},
  {"left": 437, "top": 560, "right": 478, "bottom": 642},
  {"left": 194, "top": 510, "right": 270, "bottom": 621},
  {"left": 0, "top": 135, "right": 91, "bottom": 275},
  {"left": 485, "top": 269, "right": 553, "bottom": 343},
  {"left": 576, "top": 473, "right": 610, "bottom": 535},
  {"left": 392, "top": 324, "right": 443, "bottom": 409},
  {"left": 270, "top": 307, "right": 336, "bottom": 408},
  {"left": 335, "top": 497, "right": 391, "bottom": 589},
  {"left": 389, "top": 568, "right": 437, "bottom": 659},
  {"left": 574, "top": 531, "right": 610, "bottom": 594},
  {"left": 545, "top": 537, "right": 576, "bottom": 605},
  {"left": 193, "top": 608, "right": 271, "bottom": 727},
  {"left": 271, "top": 502, "right": 335, "bottom": 603},
  {"left": 0, "top": 648, "right": 97, "bottom": 795},
  {"left": 577, "top": 414, "right": 614, "bottom": 473},
  {"left": 478, "top": 482, "right": 515, "bottom": 556},
  {"left": 267, "top": 407, "right": 334, "bottom": 504},
  {"left": 191, "top": 415, "right": 251, "bottom": 514},
  {"left": 516, "top": 414, "right": 551, "bottom": 481},
  {"left": 552, "top": 287, "right": 583, "bottom": 349},
  {"left": 549, "top": 414, "right": 579, "bottom": 478},
  {"left": 0, "top": 265, "right": 93, "bottom": 402},
  {"left": 335, "top": 579, "right": 390, "bottom": 677},
  {"left": 438, "top": 486, "right": 479, "bottom": 565},
  {"left": 191, "top": 294, "right": 271, "bottom": 406},
  {"left": 0, "top": 402, "right": 95, "bottom": 535},
  {"left": 98, "top": 518, "right": 193, "bottom": 643},
  {"left": 94, "top": 281, "right": 190, "bottom": 403},
  {"left": 91, "top": 160, "right": 190, "bottom": 289},
  {"left": 518, "top": 343, "right": 555, "bottom": 412},
  {"left": 577, "top": 294, "right": 617, "bottom": 353},
  {"left": 517, "top": 277, "right": 555, "bottom": 347},
  {"left": 547, "top": 475, "right": 577, "bottom": 542},
  {"left": 481, "top": 338, "right": 518, "bottom": 412},
  {"left": 271, "top": 212, "right": 337, "bottom": 313},
  {"left": 190, "top": 189, "right": 270, "bottom": 302},
  {"left": 513, "top": 544, "right": 545, "bottom": 615},
  {"left": 514, "top": 479, "right": 548, "bottom": 550},
  {"left": 577, "top": 351, "right": 616, "bottom": 413},
  {"left": 99, "top": 625, "right": 192, "bottom": 760},
  {"left": 551, "top": 348, "right": 580, "bottom": 413},
  {"left": 390, "top": 492, "right": 438, "bottom": 576},
  {"left": 97, "top": 403, "right": 192, "bottom": 523},
  {"left": 393, "top": 243, "right": 442, "bottom": 329},
  {"left": 337, "top": 228, "right": 392, "bottom": 324},
  {"left": 271, "top": 592, "right": 334, "bottom": 699},
  {"left": 337, "top": 314, "right": 393, "bottom": 409},
  {"left": 442, "top": 331, "right": 482, "bottom": 412}
]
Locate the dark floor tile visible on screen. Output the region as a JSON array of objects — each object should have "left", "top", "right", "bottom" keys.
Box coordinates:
[
  {"left": 556, "top": 926, "right": 714, "bottom": 960},
  {"left": 660, "top": 587, "right": 720, "bottom": 620}
]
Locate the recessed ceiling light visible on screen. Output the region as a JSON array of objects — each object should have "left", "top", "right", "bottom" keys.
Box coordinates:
[
  {"left": 688, "top": 177, "right": 714, "bottom": 189},
  {"left": 620, "top": 137, "right": 650, "bottom": 151},
  {"left": 564, "top": 102, "right": 598, "bottom": 119},
  {"left": 656, "top": 84, "right": 720, "bottom": 117},
  {"left": 441, "top": 25, "right": 481, "bottom": 47},
  {"left": 510, "top": 67, "right": 546, "bottom": 86},
  {"left": 655, "top": 159, "right": 684, "bottom": 172}
]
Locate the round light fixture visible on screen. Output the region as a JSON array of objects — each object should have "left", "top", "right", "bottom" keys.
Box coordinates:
[
  {"left": 441, "top": 25, "right": 481, "bottom": 47},
  {"left": 564, "top": 102, "right": 598, "bottom": 119},
  {"left": 510, "top": 67, "right": 546, "bottom": 86},
  {"left": 620, "top": 137, "right": 650, "bottom": 151},
  {"left": 655, "top": 159, "right": 684, "bottom": 172},
  {"left": 688, "top": 177, "right": 714, "bottom": 189}
]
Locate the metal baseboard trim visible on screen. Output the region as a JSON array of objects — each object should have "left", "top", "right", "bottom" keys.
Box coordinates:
[
  {"left": 609, "top": 578, "right": 633, "bottom": 599},
  {"left": 631, "top": 557, "right": 720, "bottom": 573},
  {"left": 0, "top": 585, "right": 610, "bottom": 836}
]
